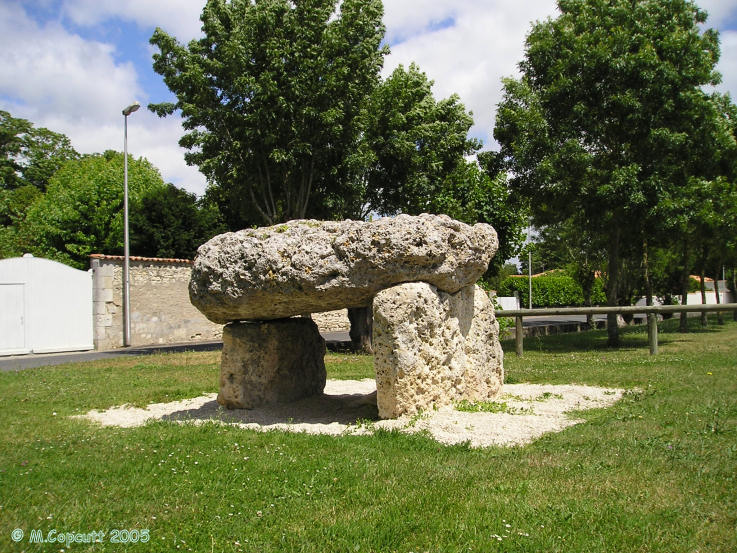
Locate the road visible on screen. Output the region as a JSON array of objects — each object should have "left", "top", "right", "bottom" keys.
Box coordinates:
[{"left": 0, "top": 331, "right": 354, "bottom": 372}]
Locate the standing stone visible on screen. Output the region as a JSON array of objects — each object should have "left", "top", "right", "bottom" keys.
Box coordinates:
[
  {"left": 463, "top": 287, "right": 505, "bottom": 402},
  {"left": 190, "top": 214, "right": 498, "bottom": 323},
  {"left": 217, "top": 318, "right": 326, "bottom": 409},
  {"left": 372, "top": 283, "right": 503, "bottom": 419}
]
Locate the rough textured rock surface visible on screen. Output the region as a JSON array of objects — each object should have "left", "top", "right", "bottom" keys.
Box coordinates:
[
  {"left": 218, "top": 318, "right": 326, "bottom": 409},
  {"left": 190, "top": 214, "right": 497, "bottom": 323},
  {"left": 372, "top": 283, "right": 503, "bottom": 419}
]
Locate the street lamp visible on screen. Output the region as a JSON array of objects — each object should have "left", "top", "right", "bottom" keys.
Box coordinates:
[
  {"left": 122, "top": 101, "right": 140, "bottom": 347},
  {"left": 527, "top": 221, "right": 533, "bottom": 309}
]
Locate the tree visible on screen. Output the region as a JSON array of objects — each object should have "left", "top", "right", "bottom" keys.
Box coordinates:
[
  {"left": 652, "top": 91, "right": 737, "bottom": 328},
  {"left": 443, "top": 159, "right": 527, "bottom": 276},
  {"left": 0, "top": 110, "right": 78, "bottom": 191},
  {"left": 0, "top": 112, "right": 79, "bottom": 259},
  {"left": 21, "top": 151, "right": 167, "bottom": 269},
  {"left": 130, "top": 184, "right": 226, "bottom": 259},
  {"left": 0, "top": 184, "right": 42, "bottom": 258},
  {"left": 149, "top": 0, "right": 387, "bottom": 227},
  {"left": 494, "top": 0, "right": 721, "bottom": 345},
  {"left": 346, "top": 64, "right": 525, "bottom": 273},
  {"left": 355, "top": 63, "right": 480, "bottom": 216}
]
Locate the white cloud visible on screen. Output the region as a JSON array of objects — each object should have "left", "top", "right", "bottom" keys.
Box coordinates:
[
  {"left": 0, "top": 2, "right": 207, "bottom": 194},
  {"left": 61, "top": 0, "right": 206, "bottom": 41},
  {"left": 384, "top": 0, "right": 737, "bottom": 150},
  {"left": 696, "top": 0, "right": 737, "bottom": 28},
  {"left": 128, "top": 113, "right": 208, "bottom": 195},
  {"left": 716, "top": 31, "right": 737, "bottom": 99},
  {"left": 0, "top": 3, "right": 142, "bottom": 123},
  {"left": 383, "top": 0, "right": 558, "bottom": 149},
  {"left": 383, "top": 0, "right": 459, "bottom": 43}
]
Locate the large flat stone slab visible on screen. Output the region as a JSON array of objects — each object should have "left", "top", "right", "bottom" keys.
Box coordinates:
[
  {"left": 190, "top": 214, "right": 497, "bottom": 323},
  {"left": 218, "top": 318, "right": 326, "bottom": 409},
  {"left": 372, "top": 283, "right": 503, "bottom": 418}
]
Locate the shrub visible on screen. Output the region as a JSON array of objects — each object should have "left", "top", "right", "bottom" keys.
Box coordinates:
[{"left": 498, "top": 274, "right": 607, "bottom": 308}]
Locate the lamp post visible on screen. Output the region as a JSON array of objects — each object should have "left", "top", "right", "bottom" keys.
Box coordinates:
[
  {"left": 122, "top": 101, "right": 140, "bottom": 347},
  {"left": 528, "top": 248, "right": 533, "bottom": 309},
  {"left": 527, "top": 221, "right": 533, "bottom": 309}
]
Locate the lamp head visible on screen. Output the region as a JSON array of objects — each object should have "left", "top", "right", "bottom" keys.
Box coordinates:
[{"left": 122, "top": 102, "right": 141, "bottom": 116}]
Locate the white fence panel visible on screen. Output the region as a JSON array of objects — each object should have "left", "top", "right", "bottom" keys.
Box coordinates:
[
  {"left": 0, "top": 255, "right": 93, "bottom": 355},
  {"left": 0, "top": 283, "right": 26, "bottom": 353}
]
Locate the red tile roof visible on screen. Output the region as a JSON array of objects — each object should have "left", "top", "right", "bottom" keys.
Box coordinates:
[{"left": 89, "top": 254, "right": 193, "bottom": 265}]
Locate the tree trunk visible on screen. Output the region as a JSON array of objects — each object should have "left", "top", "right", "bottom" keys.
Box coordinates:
[
  {"left": 699, "top": 264, "right": 708, "bottom": 328},
  {"left": 581, "top": 269, "right": 595, "bottom": 328},
  {"left": 713, "top": 265, "right": 724, "bottom": 325},
  {"left": 643, "top": 239, "right": 653, "bottom": 306},
  {"left": 679, "top": 243, "right": 690, "bottom": 333},
  {"left": 348, "top": 303, "right": 373, "bottom": 354},
  {"left": 733, "top": 268, "right": 737, "bottom": 322},
  {"left": 606, "top": 231, "right": 621, "bottom": 347}
]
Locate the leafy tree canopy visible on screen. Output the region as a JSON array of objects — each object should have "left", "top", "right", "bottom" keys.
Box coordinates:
[
  {"left": 130, "top": 183, "right": 226, "bottom": 259},
  {"left": 496, "top": 0, "right": 720, "bottom": 229},
  {"left": 494, "top": 0, "right": 722, "bottom": 343},
  {"left": 358, "top": 63, "right": 481, "bottom": 217},
  {"left": 150, "top": 0, "right": 387, "bottom": 227},
  {"left": 21, "top": 151, "right": 167, "bottom": 268},
  {"left": 0, "top": 110, "right": 78, "bottom": 191}
]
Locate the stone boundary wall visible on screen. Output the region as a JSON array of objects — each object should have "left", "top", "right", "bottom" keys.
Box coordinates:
[
  {"left": 310, "top": 309, "right": 350, "bottom": 332},
  {"left": 90, "top": 255, "right": 351, "bottom": 350},
  {"left": 90, "top": 254, "right": 223, "bottom": 350}
]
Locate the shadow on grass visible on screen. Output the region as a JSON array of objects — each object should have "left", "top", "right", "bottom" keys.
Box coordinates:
[{"left": 157, "top": 389, "right": 379, "bottom": 427}]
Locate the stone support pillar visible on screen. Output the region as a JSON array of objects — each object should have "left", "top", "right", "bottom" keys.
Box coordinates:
[
  {"left": 372, "top": 283, "right": 503, "bottom": 419},
  {"left": 218, "top": 318, "right": 327, "bottom": 409}
]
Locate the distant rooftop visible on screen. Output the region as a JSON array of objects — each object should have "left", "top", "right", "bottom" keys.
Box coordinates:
[{"left": 89, "top": 254, "right": 193, "bottom": 265}]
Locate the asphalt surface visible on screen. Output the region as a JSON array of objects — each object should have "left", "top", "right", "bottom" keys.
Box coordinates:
[{"left": 0, "top": 331, "right": 354, "bottom": 372}]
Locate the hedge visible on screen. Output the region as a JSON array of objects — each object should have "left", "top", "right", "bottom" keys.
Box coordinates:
[{"left": 497, "top": 275, "right": 607, "bottom": 308}]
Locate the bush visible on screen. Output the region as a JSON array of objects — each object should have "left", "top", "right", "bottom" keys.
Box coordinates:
[{"left": 498, "top": 274, "right": 607, "bottom": 308}]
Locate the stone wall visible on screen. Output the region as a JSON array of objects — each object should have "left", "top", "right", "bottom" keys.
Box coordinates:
[
  {"left": 90, "top": 255, "right": 223, "bottom": 350},
  {"left": 310, "top": 309, "right": 350, "bottom": 332}
]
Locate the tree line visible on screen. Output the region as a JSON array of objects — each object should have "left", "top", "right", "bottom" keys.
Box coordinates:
[
  {"left": 494, "top": 0, "right": 737, "bottom": 344},
  {"left": 2, "top": 0, "right": 735, "bottom": 350},
  {"left": 0, "top": 112, "right": 225, "bottom": 269}
]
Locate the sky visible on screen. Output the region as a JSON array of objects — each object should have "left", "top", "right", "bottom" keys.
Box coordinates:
[{"left": 1, "top": 0, "right": 737, "bottom": 197}]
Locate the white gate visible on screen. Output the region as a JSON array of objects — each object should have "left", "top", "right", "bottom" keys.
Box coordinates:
[
  {"left": 0, "top": 255, "right": 93, "bottom": 355},
  {"left": 0, "top": 283, "right": 26, "bottom": 353}
]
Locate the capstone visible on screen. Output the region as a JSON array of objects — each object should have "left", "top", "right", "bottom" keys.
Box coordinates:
[{"left": 190, "top": 214, "right": 497, "bottom": 323}]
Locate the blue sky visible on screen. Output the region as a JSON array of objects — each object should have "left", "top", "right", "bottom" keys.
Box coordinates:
[{"left": 2, "top": 0, "right": 736, "bottom": 196}]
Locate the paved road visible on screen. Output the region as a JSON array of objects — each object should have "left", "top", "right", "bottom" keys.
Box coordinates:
[
  {"left": 0, "top": 341, "right": 224, "bottom": 372},
  {"left": 0, "top": 331, "right": 354, "bottom": 372}
]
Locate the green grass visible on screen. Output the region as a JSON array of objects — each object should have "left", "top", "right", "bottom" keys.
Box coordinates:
[
  {"left": 454, "top": 400, "right": 534, "bottom": 415},
  {"left": 1, "top": 317, "right": 735, "bottom": 552}
]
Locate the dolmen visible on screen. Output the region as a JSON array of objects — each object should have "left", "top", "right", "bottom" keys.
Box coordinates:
[{"left": 190, "top": 214, "right": 504, "bottom": 419}]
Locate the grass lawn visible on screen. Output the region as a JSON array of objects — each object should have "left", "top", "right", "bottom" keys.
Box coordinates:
[{"left": 1, "top": 317, "right": 735, "bottom": 552}]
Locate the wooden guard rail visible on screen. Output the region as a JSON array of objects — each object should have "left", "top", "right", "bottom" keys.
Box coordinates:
[{"left": 496, "top": 303, "right": 737, "bottom": 356}]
